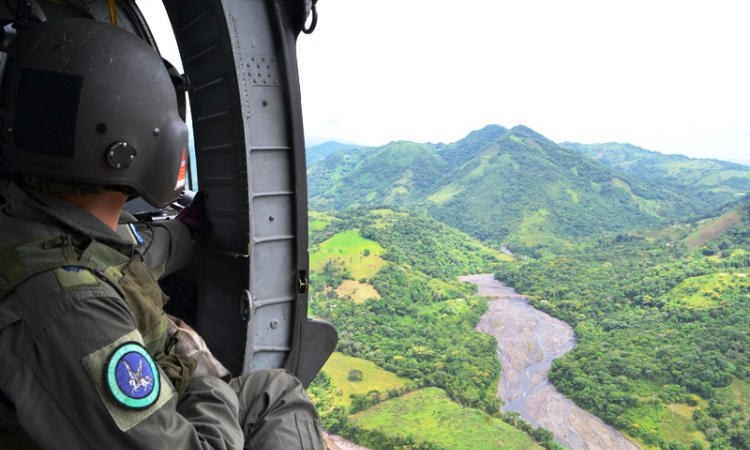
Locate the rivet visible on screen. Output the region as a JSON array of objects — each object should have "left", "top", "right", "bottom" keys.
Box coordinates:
[
  {"left": 252, "top": 57, "right": 256, "bottom": 61},
  {"left": 153, "top": 128, "right": 161, "bottom": 136},
  {"left": 262, "top": 100, "right": 268, "bottom": 106},
  {"left": 253, "top": 79, "right": 258, "bottom": 83},
  {"left": 247, "top": 63, "right": 251, "bottom": 67},
  {"left": 262, "top": 57, "right": 266, "bottom": 62},
  {"left": 109, "top": 151, "right": 115, "bottom": 156},
  {"left": 267, "top": 64, "right": 270, "bottom": 69},
  {"left": 270, "top": 319, "right": 278, "bottom": 329},
  {"left": 116, "top": 163, "right": 121, "bottom": 168},
  {"left": 269, "top": 215, "right": 274, "bottom": 221},
  {"left": 257, "top": 64, "right": 261, "bottom": 68},
  {"left": 129, "top": 155, "right": 134, "bottom": 160}
]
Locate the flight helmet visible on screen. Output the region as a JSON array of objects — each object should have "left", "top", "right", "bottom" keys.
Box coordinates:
[{"left": 0, "top": 18, "right": 188, "bottom": 207}]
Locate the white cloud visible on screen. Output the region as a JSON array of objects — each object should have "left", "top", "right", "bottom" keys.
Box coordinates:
[{"left": 298, "top": 0, "right": 750, "bottom": 164}]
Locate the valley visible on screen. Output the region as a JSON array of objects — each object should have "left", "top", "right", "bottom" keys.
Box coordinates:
[{"left": 305, "top": 127, "right": 750, "bottom": 450}]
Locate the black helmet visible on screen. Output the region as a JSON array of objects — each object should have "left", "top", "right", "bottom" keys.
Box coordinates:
[{"left": 0, "top": 18, "right": 188, "bottom": 207}]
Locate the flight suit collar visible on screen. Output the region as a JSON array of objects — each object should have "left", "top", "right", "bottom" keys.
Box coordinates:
[{"left": 4, "top": 181, "right": 136, "bottom": 252}]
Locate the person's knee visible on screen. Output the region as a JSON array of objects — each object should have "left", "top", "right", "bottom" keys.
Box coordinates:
[{"left": 233, "top": 369, "right": 312, "bottom": 409}]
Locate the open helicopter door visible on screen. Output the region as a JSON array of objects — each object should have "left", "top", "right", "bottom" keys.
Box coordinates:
[
  {"left": 159, "top": 0, "right": 337, "bottom": 386},
  {"left": 0, "top": 0, "right": 337, "bottom": 387}
]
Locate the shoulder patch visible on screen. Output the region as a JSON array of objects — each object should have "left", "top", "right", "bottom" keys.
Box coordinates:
[
  {"left": 82, "top": 329, "right": 174, "bottom": 431},
  {"left": 53, "top": 266, "right": 99, "bottom": 290},
  {"left": 105, "top": 342, "right": 160, "bottom": 410}
]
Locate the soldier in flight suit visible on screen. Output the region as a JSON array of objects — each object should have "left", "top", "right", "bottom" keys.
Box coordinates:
[{"left": 0, "top": 18, "right": 324, "bottom": 450}]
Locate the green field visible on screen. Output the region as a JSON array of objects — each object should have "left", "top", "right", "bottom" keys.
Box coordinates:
[
  {"left": 309, "top": 211, "right": 339, "bottom": 230},
  {"left": 310, "top": 229, "right": 387, "bottom": 301},
  {"left": 310, "top": 229, "right": 386, "bottom": 277},
  {"left": 349, "top": 388, "right": 543, "bottom": 450},
  {"left": 665, "top": 272, "right": 750, "bottom": 308},
  {"left": 321, "top": 352, "right": 413, "bottom": 411}
]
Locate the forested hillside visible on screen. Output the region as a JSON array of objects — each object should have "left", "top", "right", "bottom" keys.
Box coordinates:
[
  {"left": 308, "top": 125, "right": 730, "bottom": 247},
  {"left": 561, "top": 142, "right": 750, "bottom": 208},
  {"left": 307, "top": 209, "right": 564, "bottom": 449},
  {"left": 497, "top": 197, "right": 750, "bottom": 449}
]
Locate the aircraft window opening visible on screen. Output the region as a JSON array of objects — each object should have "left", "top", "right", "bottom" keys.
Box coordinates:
[{"left": 137, "top": 1, "right": 196, "bottom": 191}]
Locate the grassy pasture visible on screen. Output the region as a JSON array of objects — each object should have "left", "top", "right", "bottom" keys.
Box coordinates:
[
  {"left": 665, "top": 272, "right": 750, "bottom": 308},
  {"left": 310, "top": 228, "right": 387, "bottom": 281},
  {"left": 336, "top": 279, "right": 380, "bottom": 302},
  {"left": 349, "top": 387, "right": 543, "bottom": 450},
  {"left": 322, "top": 352, "right": 412, "bottom": 411}
]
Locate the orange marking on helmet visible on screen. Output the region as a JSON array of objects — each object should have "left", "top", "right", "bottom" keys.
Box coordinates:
[{"left": 175, "top": 148, "right": 187, "bottom": 190}]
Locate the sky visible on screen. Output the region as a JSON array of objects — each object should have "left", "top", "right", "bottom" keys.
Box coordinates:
[
  {"left": 140, "top": 1, "right": 750, "bottom": 165},
  {"left": 296, "top": 1, "right": 750, "bottom": 165}
]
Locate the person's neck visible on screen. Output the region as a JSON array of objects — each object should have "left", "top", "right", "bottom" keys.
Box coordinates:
[{"left": 57, "top": 190, "right": 128, "bottom": 231}]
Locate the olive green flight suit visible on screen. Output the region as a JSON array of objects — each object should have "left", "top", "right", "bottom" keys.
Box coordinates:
[{"left": 0, "top": 181, "right": 324, "bottom": 449}]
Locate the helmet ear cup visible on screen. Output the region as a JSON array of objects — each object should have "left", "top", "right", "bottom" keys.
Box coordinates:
[
  {"left": 136, "top": 115, "right": 189, "bottom": 207},
  {"left": 0, "top": 18, "right": 189, "bottom": 208}
]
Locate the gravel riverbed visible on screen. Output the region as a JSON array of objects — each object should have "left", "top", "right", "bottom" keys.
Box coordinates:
[{"left": 463, "top": 273, "right": 641, "bottom": 450}]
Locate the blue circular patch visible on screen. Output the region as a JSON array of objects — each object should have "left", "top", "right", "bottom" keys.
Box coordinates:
[{"left": 105, "top": 342, "right": 160, "bottom": 410}]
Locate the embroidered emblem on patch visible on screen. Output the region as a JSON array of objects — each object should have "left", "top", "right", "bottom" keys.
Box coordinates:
[{"left": 105, "top": 342, "right": 160, "bottom": 410}]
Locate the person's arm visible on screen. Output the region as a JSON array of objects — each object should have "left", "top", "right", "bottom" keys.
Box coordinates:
[
  {"left": 4, "top": 288, "right": 243, "bottom": 450},
  {"left": 139, "top": 218, "right": 194, "bottom": 278}
]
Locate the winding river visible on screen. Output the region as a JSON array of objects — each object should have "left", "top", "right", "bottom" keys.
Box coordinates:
[
  {"left": 326, "top": 274, "right": 641, "bottom": 450},
  {"left": 463, "top": 274, "right": 641, "bottom": 450}
]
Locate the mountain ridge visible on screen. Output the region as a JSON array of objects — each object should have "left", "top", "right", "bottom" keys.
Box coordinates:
[{"left": 308, "top": 125, "right": 726, "bottom": 246}]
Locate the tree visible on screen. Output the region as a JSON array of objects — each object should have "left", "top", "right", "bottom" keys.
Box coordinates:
[{"left": 348, "top": 369, "right": 363, "bottom": 382}]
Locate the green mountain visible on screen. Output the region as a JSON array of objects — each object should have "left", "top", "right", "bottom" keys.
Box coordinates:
[
  {"left": 309, "top": 125, "right": 719, "bottom": 247},
  {"left": 306, "top": 141, "right": 365, "bottom": 167},
  {"left": 309, "top": 140, "right": 447, "bottom": 208},
  {"left": 560, "top": 141, "right": 750, "bottom": 205}
]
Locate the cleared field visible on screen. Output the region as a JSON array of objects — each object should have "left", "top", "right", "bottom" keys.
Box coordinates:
[
  {"left": 310, "top": 229, "right": 386, "bottom": 281},
  {"left": 336, "top": 279, "right": 380, "bottom": 303},
  {"left": 349, "top": 387, "right": 543, "bottom": 450},
  {"left": 685, "top": 209, "right": 742, "bottom": 248},
  {"left": 665, "top": 272, "right": 750, "bottom": 308},
  {"left": 309, "top": 211, "right": 339, "bottom": 230},
  {"left": 323, "top": 352, "right": 412, "bottom": 411}
]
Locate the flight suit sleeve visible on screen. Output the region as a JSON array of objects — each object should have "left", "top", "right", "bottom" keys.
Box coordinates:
[
  {"left": 140, "top": 219, "right": 194, "bottom": 278},
  {"left": 3, "top": 286, "right": 243, "bottom": 450}
]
